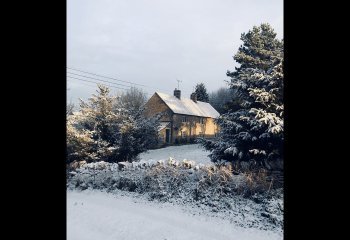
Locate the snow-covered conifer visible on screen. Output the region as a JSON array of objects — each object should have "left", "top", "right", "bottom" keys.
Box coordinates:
[
  {"left": 199, "top": 23, "right": 283, "bottom": 170},
  {"left": 194, "top": 83, "right": 209, "bottom": 102},
  {"left": 67, "top": 84, "right": 160, "bottom": 163}
]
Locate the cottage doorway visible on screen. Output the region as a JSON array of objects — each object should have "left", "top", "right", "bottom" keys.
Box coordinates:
[{"left": 165, "top": 129, "right": 171, "bottom": 143}]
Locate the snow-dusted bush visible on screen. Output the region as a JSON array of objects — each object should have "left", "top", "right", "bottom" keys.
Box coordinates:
[
  {"left": 67, "top": 115, "right": 98, "bottom": 163},
  {"left": 67, "top": 159, "right": 283, "bottom": 230},
  {"left": 66, "top": 85, "right": 159, "bottom": 163},
  {"left": 67, "top": 158, "right": 276, "bottom": 200},
  {"left": 199, "top": 23, "right": 283, "bottom": 170}
]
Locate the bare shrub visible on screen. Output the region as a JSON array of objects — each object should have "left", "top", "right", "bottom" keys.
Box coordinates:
[{"left": 236, "top": 169, "right": 272, "bottom": 196}]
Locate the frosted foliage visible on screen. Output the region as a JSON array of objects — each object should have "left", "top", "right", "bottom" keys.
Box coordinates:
[
  {"left": 250, "top": 109, "right": 283, "bottom": 134},
  {"left": 67, "top": 84, "right": 160, "bottom": 163},
  {"left": 198, "top": 24, "right": 283, "bottom": 167},
  {"left": 248, "top": 57, "right": 284, "bottom": 135},
  {"left": 249, "top": 149, "right": 267, "bottom": 155}
]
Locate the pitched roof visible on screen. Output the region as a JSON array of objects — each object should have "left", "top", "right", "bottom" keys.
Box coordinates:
[{"left": 155, "top": 92, "right": 220, "bottom": 118}]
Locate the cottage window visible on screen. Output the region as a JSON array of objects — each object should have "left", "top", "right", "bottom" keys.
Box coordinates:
[
  {"left": 199, "top": 118, "right": 204, "bottom": 124},
  {"left": 182, "top": 116, "right": 188, "bottom": 122}
]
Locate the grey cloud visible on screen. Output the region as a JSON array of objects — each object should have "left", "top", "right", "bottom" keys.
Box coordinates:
[{"left": 67, "top": 0, "right": 283, "bottom": 105}]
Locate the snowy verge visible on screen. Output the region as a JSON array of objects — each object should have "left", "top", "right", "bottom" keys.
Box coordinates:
[
  {"left": 68, "top": 189, "right": 283, "bottom": 240},
  {"left": 67, "top": 161, "right": 283, "bottom": 233}
]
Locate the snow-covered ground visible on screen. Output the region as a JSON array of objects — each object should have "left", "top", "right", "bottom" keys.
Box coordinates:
[
  {"left": 67, "top": 144, "right": 283, "bottom": 240},
  {"left": 139, "top": 144, "right": 212, "bottom": 165},
  {"left": 67, "top": 190, "right": 283, "bottom": 240}
]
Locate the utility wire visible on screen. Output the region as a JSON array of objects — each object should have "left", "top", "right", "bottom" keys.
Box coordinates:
[
  {"left": 67, "top": 66, "right": 190, "bottom": 95},
  {"left": 67, "top": 72, "right": 134, "bottom": 88},
  {"left": 67, "top": 76, "right": 130, "bottom": 91},
  {"left": 67, "top": 67, "right": 147, "bottom": 87},
  {"left": 67, "top": 78, "right": 97, "bottom": 89},
  {"left": 67, "top": 76, "right": 152, "bottom": 95}
]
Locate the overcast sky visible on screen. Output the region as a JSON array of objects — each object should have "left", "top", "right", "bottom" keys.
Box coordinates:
[{"left": 67, "top": 0, "right": 283, "bottom": 104}]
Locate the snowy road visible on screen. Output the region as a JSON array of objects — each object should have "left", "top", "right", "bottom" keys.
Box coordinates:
[
  {"left": 67, "top": 190, "right": 282, "bottom": 240},
  {"left": 139, "top": 144, "right": 212, "bottom": 164}
]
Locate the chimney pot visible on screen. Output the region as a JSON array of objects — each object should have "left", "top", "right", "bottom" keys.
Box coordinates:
[{"left": 174, "top": 88, "right": 181, "bottom": 99}]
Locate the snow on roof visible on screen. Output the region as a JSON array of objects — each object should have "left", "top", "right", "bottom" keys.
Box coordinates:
[{"left": 156, "top": 92, "right": 220, "bottom": 118}]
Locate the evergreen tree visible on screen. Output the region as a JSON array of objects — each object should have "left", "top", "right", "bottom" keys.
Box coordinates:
[
  {"left": 67, "top": 84, "right": 160, "bottom": 163},
  {"left": 227, "top": 23, "right": 283, "bottom": 109},
  {"left": 194, "top": 83, "right": 209, "bottom": 102},
  {"left": 199, "top": 23, "right": 283, "bottom": 171}
]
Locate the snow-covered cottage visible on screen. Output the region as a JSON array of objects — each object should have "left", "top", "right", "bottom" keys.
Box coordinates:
[{"left": 144, "top": 89, "right": 220, "bottom": 144}]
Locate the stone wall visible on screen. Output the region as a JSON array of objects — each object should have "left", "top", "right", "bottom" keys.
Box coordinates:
[
  {"left": 172, "top": 114, "right": 218, "bottom": 143},
  {"left": 144, "top": 93, "right": 173, "bottom": 122}
]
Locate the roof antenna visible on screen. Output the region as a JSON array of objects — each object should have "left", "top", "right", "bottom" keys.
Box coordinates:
[{"left": 176, "top": 79, "right": 182, "bottom": 89}]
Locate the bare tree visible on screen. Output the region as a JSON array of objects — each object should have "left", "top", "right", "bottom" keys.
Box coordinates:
[
  {"left": 209, "top": 87, "right": 236, "bottom": 114},
  {"left": 67, "top": 102, "right": 75, "bottom": 116},
  {"left": 118, "top": 87, "right": 147, "bottom": 116}
]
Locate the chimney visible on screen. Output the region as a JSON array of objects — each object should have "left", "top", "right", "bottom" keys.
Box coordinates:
[
  {"left": 174, "top": 88, "right": 181, "bottom": 99},
  {"left": 190, "top": 92, "right": 197, "bottom": 103}
]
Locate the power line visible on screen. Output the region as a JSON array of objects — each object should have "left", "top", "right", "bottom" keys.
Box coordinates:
[
  {"left": 67, "top": 76, "right": 130, "bottom": 91},
  {"left": 67, "top": 76, "right": 152, "bottom": 96},
  {"left": 67, "top": 78, "right": 97, "bottom": 89},
  {"left": 67, "top": 66, "right": 190, "bottom": 95},
  {"left": 67, "top": 67, "right": 148, "bottom": 87},
  {"left": 67, "top": 72, "right": 133, "bottom": 88}
]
